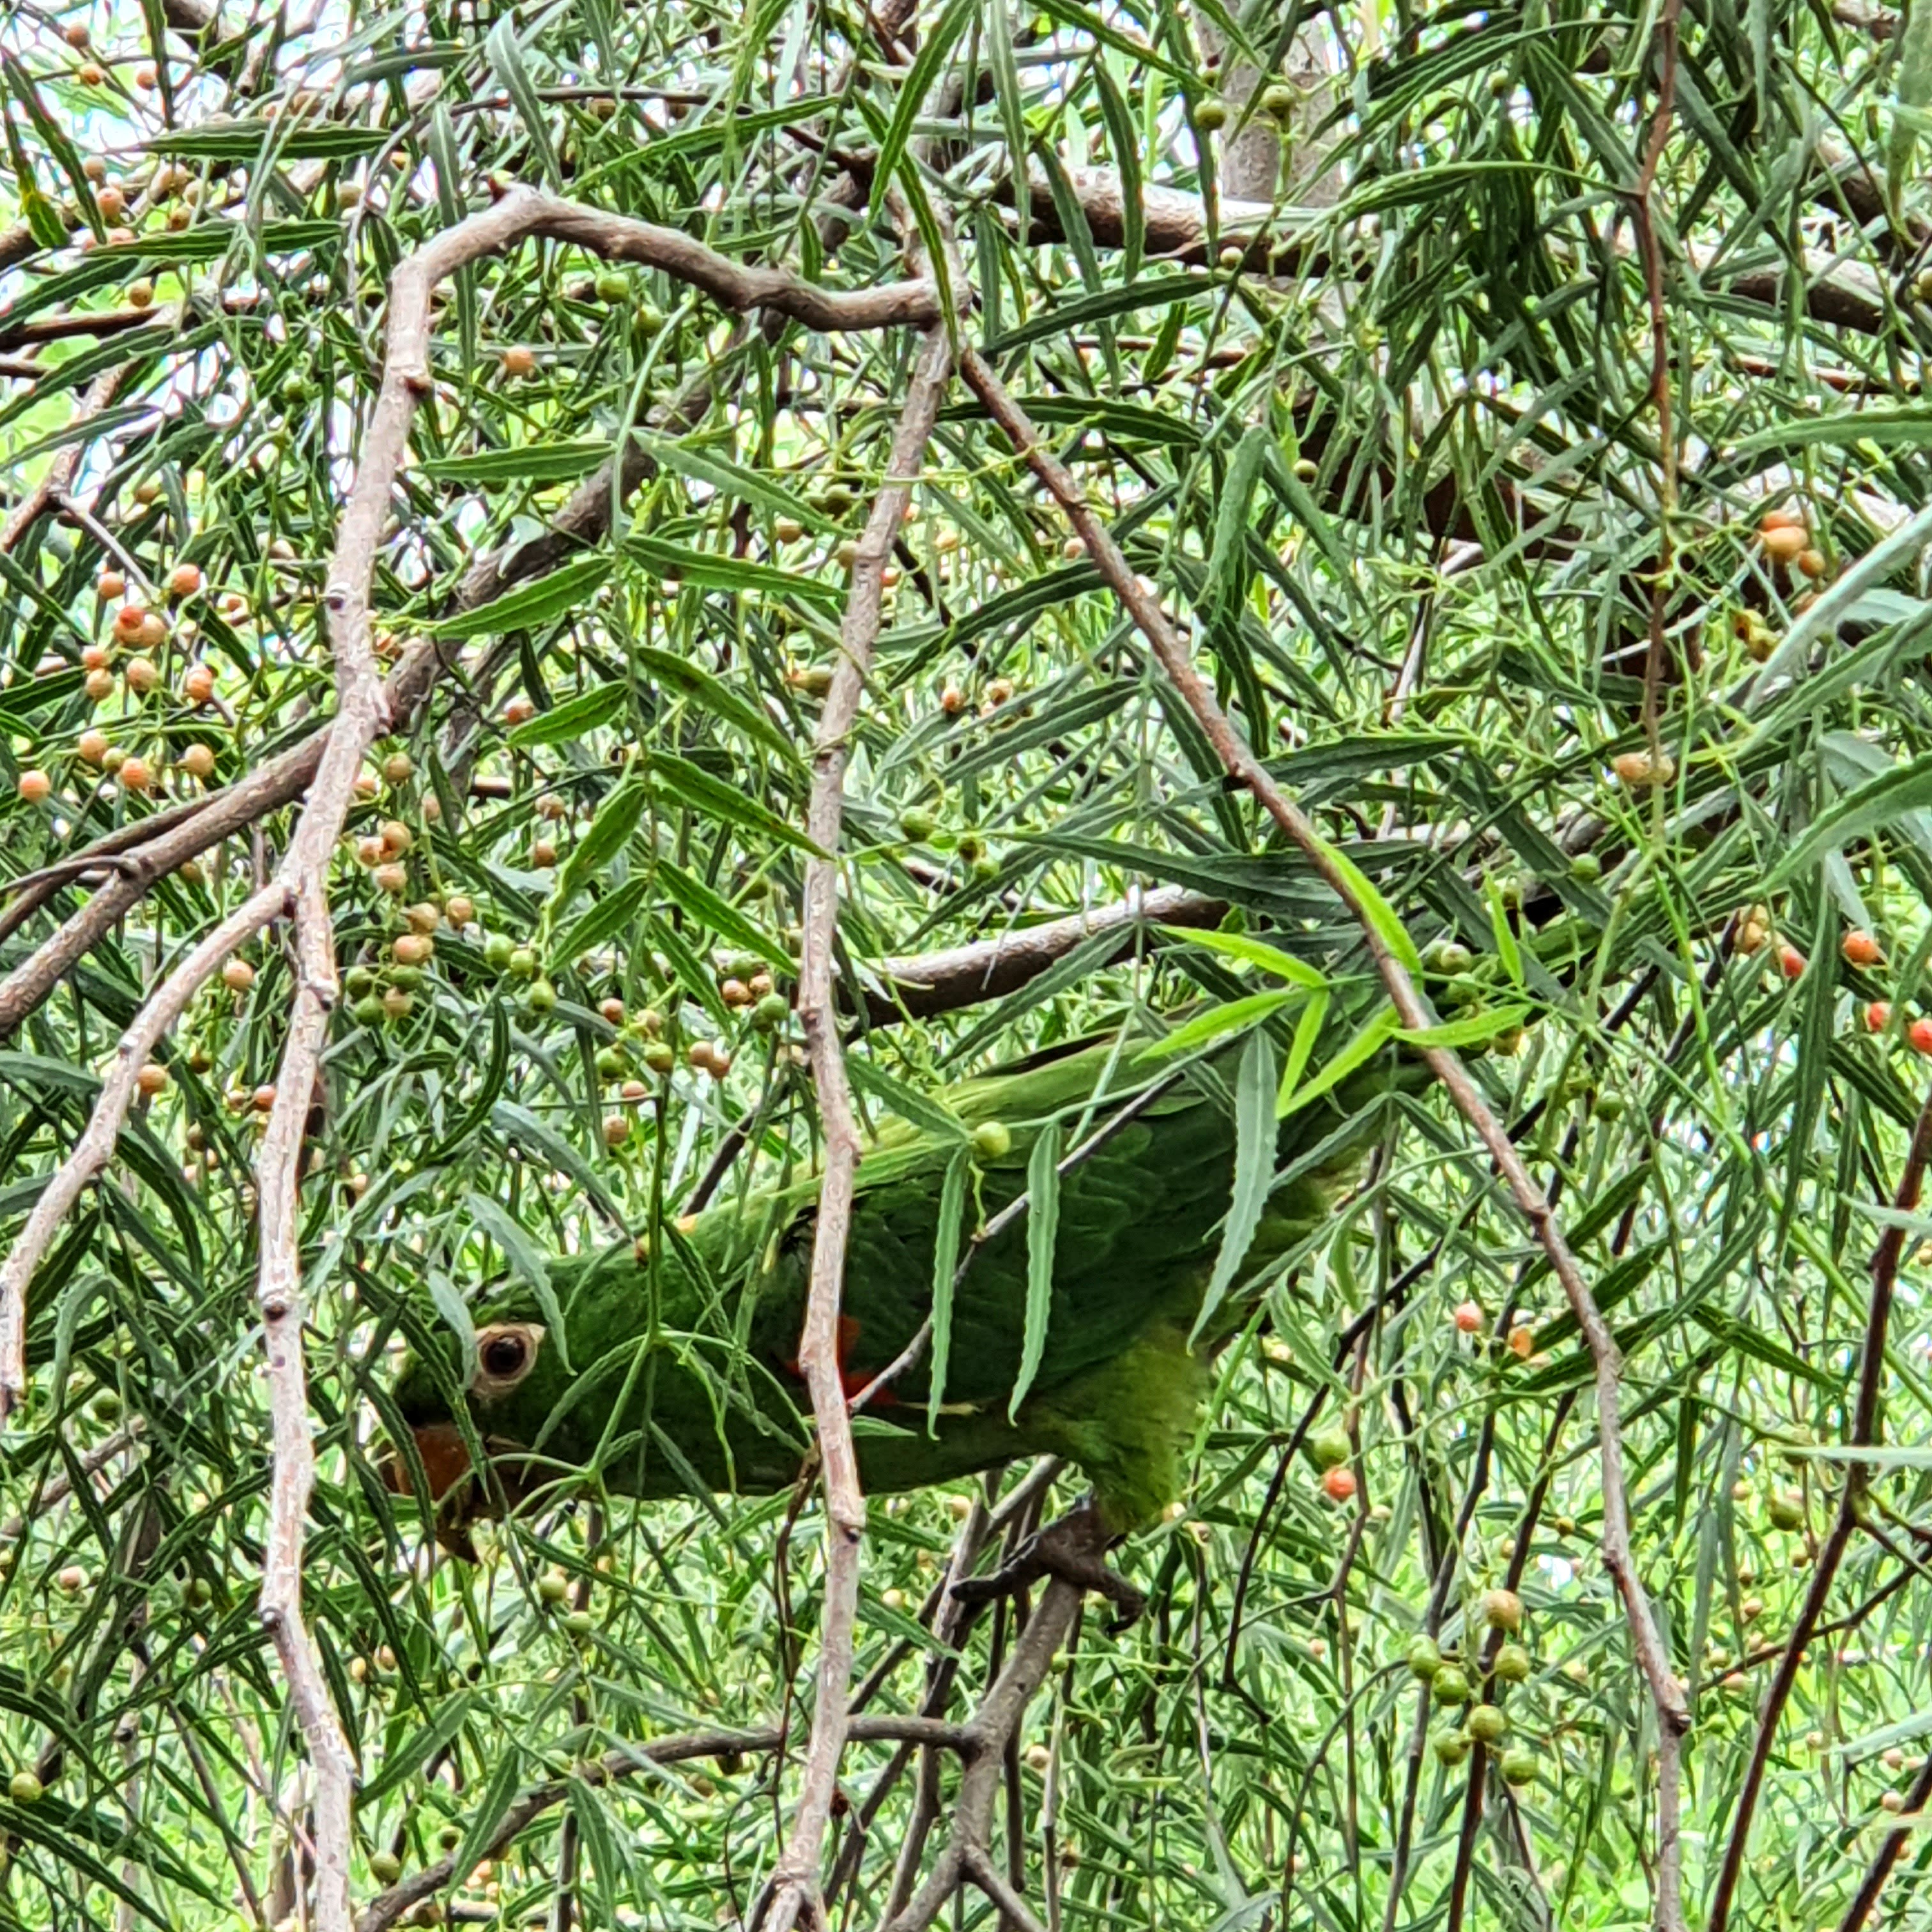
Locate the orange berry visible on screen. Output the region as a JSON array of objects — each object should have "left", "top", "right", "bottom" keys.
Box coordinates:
[
  {"left": 392, "top": 932, "right": 434, "bottom": 967},
  {"left": 1779, "top": 944, "right": 1807, "bottom": 981},
  {"left": 372, "top": 862, "right": 408, "bottom": 894},
  {"left": 1321, "top": 1465, "right": 1357, "bottom": 1503},
  {"left": 720, "top": 977, "right": 751, "bottom": 1007},
  {"left": 1759, "top": 523, "right": 1809, "bottom": 563},
  {"left": 84, "top": 667, "right": 115, "bottom": 702},
  {"left": 503, "top": 695, "right": 535, "bottom": 726},
  {"left": 1843, "top": 930, "right": 1884, "bottom": 967},
  {"left": 117, "top": 756, "right": 152, "bottom": 792},
  {"left": 379, "top": 819, "right": 411, "bottom": 855},
  {"left": 135, "top": 1062, "right": 167, "bottom": 1096},
  {"left": 16, "top": 770, "right": 50, "bottom": 804},
  {"left": 182, "top": 665, "right": 215, "bottom": 704},
  {"left": 77, "top": 60, "right": 105, "bottom": 85},
  {"left": 77, "top": 730, "right": 109, "bottom": 765},
  {"left": 252, "top": 1084, "right": 277, "bottom": 1112},
  {"left": 167, "top": 562, "right": 203, "bottom": 598},
  {"left": 96, "top": 571, "right": 125, "bottom": 600},
  {"left": 530, "top": 838, "right": 557, "bottom": 868},
  {"left": 500, "top": 346, "right": 536, "bottom": 378},
  {"left": 601, "top": 1114, "right": 631, "bottom": 1147},
  {"left": 95, "top": 185, "right": 125, "bottom": 220},
  {"left": 80, "top": 643, "right": 111, "bottom": 670},
  {"left": 443, "top": 894, "right": 475, "bottom": 928},
  {"left": 113, "top": 602, "right": 149, "bottom": 641},
  {"left": 1611, "top": 748, "right": 1675, "bottom": 790},
  {"left": 1866, "top": 1000, "right": 1892, "bottom": 1034},
  {"left": 179, "top": 744, "right": 215, "bottom": 780},
  {"left": 135, "top": 612, "right": 167, "bottom": 650},
  {"left": 1453, "top": 1300, "right": 1484, "bottom": 1334},
  {"left": 1798, "top": 549, "right": 1828, "bottom": 580},
  {"left": 63, "top": 22, "right": 89, "bottom": 46},
  {"left": 123, "top": 656, "right": 158, "bottom": 694},
  {"left": 598, "top": 997, "right": 625, "bottom": 1025},
  {"left": 1912, "top": 1018, "right": 1932, "bottom": 1055},
  {"left": 1508, "top": 1324, "right": 1535, "bottom": 1358},
  {"left": 222, "top": 958, "right": 256, "bottom": 992}
]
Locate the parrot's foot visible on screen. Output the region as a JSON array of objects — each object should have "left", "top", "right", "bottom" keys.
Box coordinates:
[{"left": 951, "top": 1501, "right": 1144, "bottom": 1632}]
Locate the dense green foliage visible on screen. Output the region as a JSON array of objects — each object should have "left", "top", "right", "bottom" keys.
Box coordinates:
[{"left": 2, "top": 0, "right": 1932, "bottom": 1926}]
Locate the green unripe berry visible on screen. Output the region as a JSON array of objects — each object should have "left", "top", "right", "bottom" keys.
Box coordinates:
[
  {"left": 483, "top": 934, "right": 514, "bottom": 972},
  {"left": 526, "top": 977, "right": 556, "bottom": 1015},
  {"left": 1500, "top": 1747, "right": 1538, "bottom": 1786},
  {"left": 1569, "top": 851, "right": 1602, "bottom": 882},
  {"left": 1467, "top": 1703, "right": 1508, "bottom": 1745},
  {"left": 1407, "top": 1637, "right": 1443, "bottom": 1680},
  {"left": 1431, "top": 1664, "right": 1471, "bottom": 1706},
  {"left": 1258, "top": 80, "right": 1296, "bottom": 118},
  {"left": 438, "top": 1826, "right": 461, "bottom": 1850},
  {"left": 507, "top": 946, "right": 538, "bottom": 980},
  {"left": 8, "top": 1772, "right": 42, "bottom": 1805},
  {"left": 1432, "top": 1731, "right": 1470, "bottom": 1767},
  {"left": 562, "top": 1609, "right": 594, "bottom": 1635},
  {"left": 1194, "top": 98, "right": 1227, "bottom": 130},
  {"left": 752, "top": 992, "right": 790, "bottom": 1031},
  {"left": 351, "top": 995, "right": 387, "bottom": 1028},
  {"left": 1308, "top": 1426, "right": 1351, "bottom": 1471},
  {"left": 595, "top": 1046, "right": 625, "bottom": 1078},
  {"left": 1767, "top": 1491, "right": 1805, "bottom": 1531},
  {"left": 898, "top": 808, "right": 937, "bottom": 842},
  {"left": 1492, "top": 1642, "right": 1532, "bottom": 1684},
  {"left": 369, "top": 1851, "right": 402, "bottom": 1884},
  {"left": 971, "top": 1120, "right": 1012, "bottom": 1161},
  {"left": 643, "top": 1041, "right": 675, "bottom": 1074},
  {"left": 635, "top": 302, "right": 666, "bottom": 332},
  {"left": 537, "top": 1573, "right": 569, "bottom": 1604},
  {"left": 388, "top": 965, "right": 425, "bottom": 992},
  {"left": 344, "top": 965, "right": 376, "bottom": 998},
  {"left": 595, "top": 273, "right": 629, "bottom": 302}
]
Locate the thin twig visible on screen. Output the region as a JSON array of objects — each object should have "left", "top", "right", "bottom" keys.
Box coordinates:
[
  {"left": 355, "top": 1719, "right": 970, "bottom": 1932},
  {"left": 762, "top": 320, "right": 956, "bottom": 1932},
  {"left": 1709, "top": 1084, "right": 1932, "bottom": 1932},
  {"left": 0, "top": 366, "right": 132, "bottom": 555},
  {"left": 0, "top": 883, "right": 283, "bottom": 1413},
  {"left": 959, "top": 348, "right": 1691, "bottom": 1931}
]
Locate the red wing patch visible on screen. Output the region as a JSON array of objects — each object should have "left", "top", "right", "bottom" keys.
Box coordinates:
[{"left": 779, "top": 1314, "right": 896, "bottom": 1403}]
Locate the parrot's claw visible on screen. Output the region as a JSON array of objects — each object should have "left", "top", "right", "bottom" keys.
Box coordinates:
[{"left": 951, "top": 1501, "right": 1144, "bottom": 1633}]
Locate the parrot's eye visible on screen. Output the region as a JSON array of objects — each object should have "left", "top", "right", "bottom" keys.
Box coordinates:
[{"left": 471, "top": 1322, "right": 544, "bottom": 1394}]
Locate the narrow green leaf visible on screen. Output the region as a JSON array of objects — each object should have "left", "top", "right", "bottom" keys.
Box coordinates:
[
  {"left": 506, "top": 684, "right": 627, "bottom": 749},
  {"left": 656, "top": 861, "right": 785, "bottom": 963},
  {"left": 642, "top": 752, "right": 823, "bottom": 854},
  {"left": 1144, "top": 989, "right": 1300, "bottom": 1058},
  {"left": 625, "top": 532, "right": 845, "bottom": 604},
  {"left": 429, "top": 555, "right": 610, "bottom": 640},
  {"left": 1162, "top": 924, "right": 1328, "bottom": 989},
  {"left": 1279, "top": 1006, "right": 1398, "bottom": 1118},
  {"left": 1010, "top": 1124, "right": 1063, "bottom": 1419},
  {"left": 419, "top": 441, "right": 610, "bottom": 485},
  {"left": 1307, "top": 832, "right": 1423, "bottom": 974},
  {"left": 1193, "top": 1029, "right": 1280, "bottom": 1344},
  {"left": 926, "top": 1146, "right": 971, "bottom": 1437},
  {"left": 868, "top": 0, "right": 977, "bottom": 219},
  {"left": 1767, "top": 749, "right": 1932, "bottom": 883}
]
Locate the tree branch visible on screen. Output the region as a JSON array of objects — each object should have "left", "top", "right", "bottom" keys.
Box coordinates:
[
  {"left": 959, "top": 346, "right": 1691, "bottom": 1931},
  {"left": 765, "top": 318, "right": 955, "bottom": 1932},
  {"left": 1709, "top": 1084, "right": 1932, "bottom": 1932}
]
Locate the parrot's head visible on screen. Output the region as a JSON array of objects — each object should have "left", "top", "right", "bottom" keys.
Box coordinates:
[{"left": 385, "top": 1303, "right": 565, "bottom": 1554}]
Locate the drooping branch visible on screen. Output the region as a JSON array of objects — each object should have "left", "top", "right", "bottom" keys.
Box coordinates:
[{"left": 959, "top": 345, "right": 1692, "bottom": 1931}]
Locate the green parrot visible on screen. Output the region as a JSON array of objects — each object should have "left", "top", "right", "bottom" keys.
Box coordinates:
[{"left": 389, "top": 1024, "right": 1396, "bottom": 1614}]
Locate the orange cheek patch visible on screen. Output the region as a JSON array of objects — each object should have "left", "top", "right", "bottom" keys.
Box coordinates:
[{"left": 385, "top": 1423, "right": 473, "bottom": 1500}]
